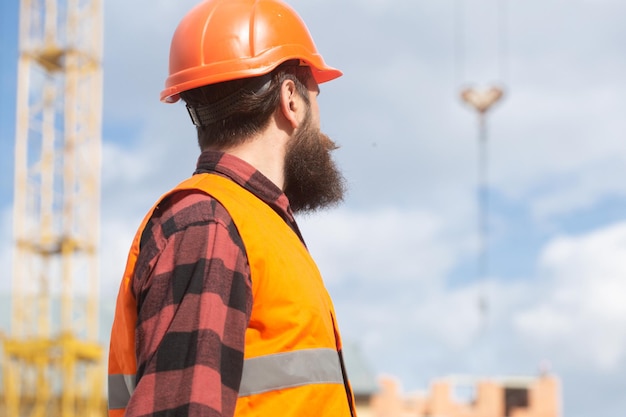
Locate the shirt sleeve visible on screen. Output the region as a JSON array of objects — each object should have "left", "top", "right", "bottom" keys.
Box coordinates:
[{"left": 126, "top": 190, "right": 253, "bottom": 417}]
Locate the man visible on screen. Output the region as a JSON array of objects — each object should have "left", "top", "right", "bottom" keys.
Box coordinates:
[{"left": 107, "top": 0, "right": 356, "bottom": 416}]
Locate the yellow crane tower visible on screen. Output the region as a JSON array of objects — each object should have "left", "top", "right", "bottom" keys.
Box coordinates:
[{"left": 1, "top": 0, "right": 105, "bottom": 416}]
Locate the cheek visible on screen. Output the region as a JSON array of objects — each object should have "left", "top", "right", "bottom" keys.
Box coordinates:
[
  {"left": 309, "top": 96, "right": 321, "bottom": 129},
  {"left": 313, "top": 106, "right": 321, "bottom": 129}
]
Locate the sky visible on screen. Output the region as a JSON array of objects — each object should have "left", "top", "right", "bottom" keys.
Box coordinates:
[{"left": 1, "top": 0, "right": 626, "bottom": 416}]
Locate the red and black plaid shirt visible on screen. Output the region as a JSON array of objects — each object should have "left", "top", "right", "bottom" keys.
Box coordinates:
[{"left": 129, "top": 151, "right": 304, "bottom": 417}]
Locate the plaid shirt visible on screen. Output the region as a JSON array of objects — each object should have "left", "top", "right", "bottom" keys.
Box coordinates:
[{"left": 129, "top": 151, "right": 304, "bottom": 417}]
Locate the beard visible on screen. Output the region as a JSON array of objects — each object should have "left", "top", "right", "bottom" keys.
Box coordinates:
[{"left": 283, "top": 111, "right": 346, "bottom": 214}]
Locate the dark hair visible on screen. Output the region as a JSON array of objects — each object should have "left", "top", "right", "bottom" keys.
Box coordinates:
[{"left": 179, "top": 60, "right": 312, "bottom": 150}]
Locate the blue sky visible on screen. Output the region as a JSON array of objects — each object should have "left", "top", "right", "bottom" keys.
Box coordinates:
[
  {"left": 2, "top": 0, "right": 626, "bottom": 416},
  {"left": 0, "top": 1, "right": 18, "bottom": 208}
]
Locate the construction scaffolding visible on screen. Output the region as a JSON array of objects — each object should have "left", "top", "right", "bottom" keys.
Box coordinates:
[{"left": 1, "top": 0, "right": 105, "bottom": 416}]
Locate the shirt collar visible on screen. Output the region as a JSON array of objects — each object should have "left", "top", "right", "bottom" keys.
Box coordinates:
[{"left": 193, "top": 150, "right": 298, "bottom": 228}]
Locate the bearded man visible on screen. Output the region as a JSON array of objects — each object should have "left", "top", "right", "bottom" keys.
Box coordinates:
[{"left": 107, "top": 1, "right": 356, "bottom": 417}]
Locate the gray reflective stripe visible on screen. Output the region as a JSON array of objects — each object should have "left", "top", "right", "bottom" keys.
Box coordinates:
[
  {"left": 108, "top": 373, "right": 136, "bottom": 410},
  {"left": 238, "top": 348, "right": 344, "bottom": 397}
]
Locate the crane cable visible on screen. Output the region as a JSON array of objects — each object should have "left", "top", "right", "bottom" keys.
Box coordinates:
[{"left": 454, "top": 0, "right": 509, "bottom": 327}]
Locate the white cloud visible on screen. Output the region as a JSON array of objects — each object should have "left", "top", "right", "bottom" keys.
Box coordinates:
[
  {"left": 490, "top": 82, "right": 626, "bottom": 220},
  {"left": 102, "top": 141, "right": 151, "bottom": 186},
  {"left": 514, "top": 222, "right": 626, "bottom": 370},
  {"left": 98, "top": 217, "right": 138, "bottom": 296},
  {"left": 299, "top": 206, "right": 462, "bottom": 286}
]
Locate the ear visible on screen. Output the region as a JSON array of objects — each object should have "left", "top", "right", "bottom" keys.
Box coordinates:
[{"left": 279, "top": 79, "right": 304, "bottom": 129}]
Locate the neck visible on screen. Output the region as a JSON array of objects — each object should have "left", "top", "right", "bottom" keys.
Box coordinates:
[{"left": 222, "top": 126, "right": 290, "bottom": 190}]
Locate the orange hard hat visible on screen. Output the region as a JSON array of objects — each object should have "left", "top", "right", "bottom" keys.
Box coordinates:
[{"left": 160, "top": 0, "right": 343, "bottom": 103}]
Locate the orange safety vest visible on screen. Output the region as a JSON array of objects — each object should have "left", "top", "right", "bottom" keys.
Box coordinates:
[{"left": 108, "top": 173, "right": 356, "bottom": 417}]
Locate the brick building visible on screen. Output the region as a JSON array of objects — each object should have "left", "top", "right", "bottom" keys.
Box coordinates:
[
  {"left": 363, "top": 374, "right": 560, "bottom": 417},
  {"left": 344, "top": 344, "right": 561, "bottom": 417}
]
